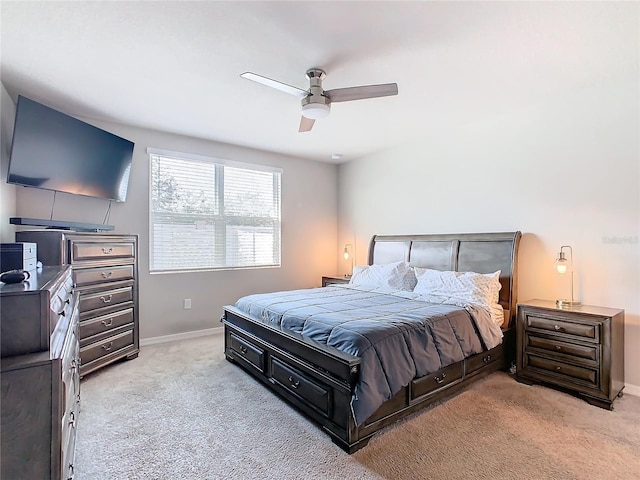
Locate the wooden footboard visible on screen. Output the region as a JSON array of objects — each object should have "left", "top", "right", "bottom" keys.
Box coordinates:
[{"left": 223, "top": 306, "right": 514, "bottom": 453}]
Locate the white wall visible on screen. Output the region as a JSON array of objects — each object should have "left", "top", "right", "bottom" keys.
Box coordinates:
[
  {"left": 0, "top": 83, "right": 17, "bottom": 243},
  {"left": 338, "top": 73, "right": 640, "bottom": 389},
  {"left": 12, "top": 120, "right": 338, "bottom": 339}
]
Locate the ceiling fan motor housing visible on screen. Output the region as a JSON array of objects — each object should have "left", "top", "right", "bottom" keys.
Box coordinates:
[{"left": 301, "top": 68, "right": 331, "bottom": 119}]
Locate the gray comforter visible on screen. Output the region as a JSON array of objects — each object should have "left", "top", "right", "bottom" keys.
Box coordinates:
[{"left": 235, "top": 284, "right": 492, "bottom": 425}]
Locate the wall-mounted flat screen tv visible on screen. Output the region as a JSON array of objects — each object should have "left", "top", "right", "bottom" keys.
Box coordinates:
[{"left": 7, "top": 95, "right": 134, "bottom": 202}]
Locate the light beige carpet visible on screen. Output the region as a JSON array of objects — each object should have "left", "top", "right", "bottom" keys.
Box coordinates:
[{"left": 76, "top": 334, "right": 640, "bottom": 480}]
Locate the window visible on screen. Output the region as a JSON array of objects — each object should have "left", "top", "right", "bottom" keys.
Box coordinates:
[{"left": 148, "top": 148, "right": 281, "bottom": 273}]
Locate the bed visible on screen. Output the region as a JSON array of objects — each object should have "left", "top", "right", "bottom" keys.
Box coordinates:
[{"left": 222, "top": 231, "right": 521, "bottom": 453}]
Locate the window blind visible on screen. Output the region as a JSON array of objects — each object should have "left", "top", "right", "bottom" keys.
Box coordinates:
[{"left": 148, "top": 150, "right": 281, "bottom": 273}]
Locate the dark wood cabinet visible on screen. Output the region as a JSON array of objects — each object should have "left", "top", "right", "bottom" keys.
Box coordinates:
[
  {"left": 321, "top": 275, "right": 350, "bottom": 287},
  {"left": 516, "top": 299, "right": 625, "bottom": 409},
  {"left": 16, "top": 231, "right": 139, "bottom": 377},
  {"left": 1, "top": 266, "right": 80, "bottom": 480}
]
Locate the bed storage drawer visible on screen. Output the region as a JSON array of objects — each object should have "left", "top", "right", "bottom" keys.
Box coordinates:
[
  {"left": 229, "top": 333, "right": 265, "bottom": 373},
  {"left": 466, "top": 345, "right": 503, "bottom": 375},
  {"left": 270, "top": 357, "right": 331, "bottom": 416},
  {"left": 410, "top": 362, "right": 463, "bottom": 400}
]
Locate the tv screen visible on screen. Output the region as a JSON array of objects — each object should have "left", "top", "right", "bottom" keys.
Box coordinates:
[{"left": 7, "top": 95, "right": 134, "bottom": 202}]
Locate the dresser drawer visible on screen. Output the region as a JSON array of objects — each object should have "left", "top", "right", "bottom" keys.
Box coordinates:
[
  {"left": 526, "top": 314, "right": 600, "bottom": 342},
  {"left": 79, "top": 286, "right": 133, "bottom": 313},
  {"left": 80, "top": 329, "right": 134, "bottom": 365},
  {"left": 411, "top": 362, "right": 463, "bottom": 400},
  {"left": 80, "top": 308, "right": 134, "bottom": 343},
  {"left": 62, "top": 423, "right": 77, "bottom": 480},
  {"left": 70, "top": 241, "right": 135, "bottom": 263},
  {"left": 270, "top": 357, "right": 331, "bottom": 416},
  {"left": 526, "top": 333, "right": 598, "bottom": 363},
  {"left": 525, "top": 353, "right": 599, "bottom": 388},
  {"left": 229, "top": 333, "right": 265, "bottom": 373},
  {"left": 73, "top": 264, "right": 134, "bottom": 287}
]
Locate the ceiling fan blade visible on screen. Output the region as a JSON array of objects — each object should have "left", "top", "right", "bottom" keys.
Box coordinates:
[
  {"left": 240, "top": 72, "right": 308, "bottom": 98},
  {"left": 299, "top": 116, "right": 315, "bottom": 132},
  {"left": 325, "top": 83, "right": 398, "bottom": 103}
]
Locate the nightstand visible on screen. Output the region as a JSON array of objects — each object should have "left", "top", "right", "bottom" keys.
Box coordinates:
[
  {"left": 322, "top": 275, "right": 350, "bottom": 287},
  {"left": 516, "top": 299, "right": 624, "bottom": 410}
]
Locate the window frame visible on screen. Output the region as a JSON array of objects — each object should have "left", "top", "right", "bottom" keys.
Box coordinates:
[{"left": 147, "top": 147, "right": 282, "bottom": 274}]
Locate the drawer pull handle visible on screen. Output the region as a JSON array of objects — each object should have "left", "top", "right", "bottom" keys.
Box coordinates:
[
  {"left": 556, "top": 345, "right": 562, "bottom": 350},
  {"left": 239, "top": 345, "right": 248, "bottom": 354},
  {"left": 69, "top": 411, "right": 76, "bottom": 428},
  {"left": 102, "top": 247, "right": 113, "bottom": 254},
  {"left": 101, "top": 318, "right": 114, "bottom": 327},
  {"left": 556, "top": 366, "right": 561, "bottom": 371},
  {"left": 68, "top": 463, "right": 75, "bottom": 480},
  {"left": 435, "top": 372, "right": 447, "bottom": 384},
  {"left": 102, "top": 342, "right": 113, "bottom": 351},
  {"left": 100, "top": 295, "right": 113, "bottom": 303},
  {"left": 483, "top": 355, "right": 491, "bottom": 364},
  {"left": 58, "top": 309, "right": 66, "bottom": 317},
  {"left": 101, "top": 271, "right": 114, "bottom": 279},
  {"left": 554, "top": 325, "right": 561, "bottom": 330},
  {"left": 288, "top": 376, "right": 300, "bottom": 389}
]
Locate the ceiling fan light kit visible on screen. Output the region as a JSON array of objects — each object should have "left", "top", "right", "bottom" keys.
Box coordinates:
[
  {"left": 301, "top": 101, "right": 330, "bottom": 119},
  {"left": 240, "top": 67, "right": 398, "bottom": 132}
]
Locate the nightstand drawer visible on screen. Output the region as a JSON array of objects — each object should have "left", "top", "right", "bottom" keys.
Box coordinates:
[
  {"left": 526, "top": 334, "right": 598, "bottom": 363},
  {"left": 525, "top": 353, "right": 598, "bottom": 387},
  {"left": 526, "top": 314, "right": 600, "bottom": 342}
]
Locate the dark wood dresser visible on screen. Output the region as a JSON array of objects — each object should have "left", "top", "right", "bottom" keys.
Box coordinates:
[
  {"left": 516, "top": 299, "right": 625, "bottom": 409},
  {"left": 16, "top": 231, "right": 139, "bottom": 377},
  {"left": 1, "top": 266, "right": 81, "bottom": 480}
]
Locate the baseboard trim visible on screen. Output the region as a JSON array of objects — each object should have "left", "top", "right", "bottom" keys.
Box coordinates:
[
  {"left": 624, "top": 383, "right": 640, "bottom": 397},
  {"left": 140, "top": 327, "right": 223, "bottom": 346}
]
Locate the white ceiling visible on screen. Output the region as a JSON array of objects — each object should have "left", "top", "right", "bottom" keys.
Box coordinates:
[{"left": 1, "top": 2, "right": 636, "bottom": 163}]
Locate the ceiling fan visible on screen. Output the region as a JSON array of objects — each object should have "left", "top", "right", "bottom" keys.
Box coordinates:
[{"left": 240, "top": 68, "right": 398, "bottom": 132}]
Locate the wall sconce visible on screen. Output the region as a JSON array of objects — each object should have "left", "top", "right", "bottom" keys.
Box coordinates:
[
  {"left": 343, "top": 244, "right": 354, "bottom": 277},
  {"left": 555, "top": 245, "right": 581, "bottom": 308}
]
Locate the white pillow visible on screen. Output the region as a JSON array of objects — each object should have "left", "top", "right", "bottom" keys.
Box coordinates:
[
  {"left": 413, "top": 268, "right": 502, "bottom": 323},
  {"left": 349, "top": 261, "right": 417, "bottom": 291}
]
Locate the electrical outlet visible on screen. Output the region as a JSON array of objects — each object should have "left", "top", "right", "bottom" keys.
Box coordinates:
[{"left": 183, "top": 298, "right": 192, "bottom": 309}]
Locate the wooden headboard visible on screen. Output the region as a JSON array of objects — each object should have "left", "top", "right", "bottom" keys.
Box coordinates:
[{"left": 368, "top": 231, "right": 522, "bottom": 329}]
